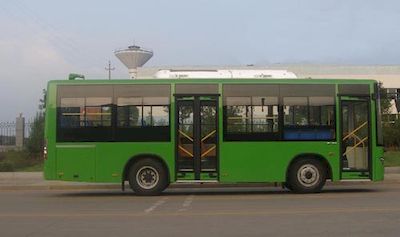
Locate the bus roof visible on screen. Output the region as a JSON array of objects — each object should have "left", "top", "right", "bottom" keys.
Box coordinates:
[{"left": 48, "top": 78, "right": 378, "bottom": 86}]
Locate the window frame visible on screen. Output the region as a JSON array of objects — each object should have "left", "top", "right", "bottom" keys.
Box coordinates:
[
  {"left": 224, "top": 103, "right": 280, "bottom": 135},
  {"left": 223, "top": 84, "right": 281, "bottom": 141},
  {"left": 56, "top": 84, "right": 171, "bottom": 142},
  {"left": 222, "top": 84, "right": 337, "bottom": 142}
]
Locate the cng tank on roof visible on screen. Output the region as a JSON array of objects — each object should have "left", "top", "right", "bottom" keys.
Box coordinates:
[
  {"left": 114, "top": 45, "right": 153, "bottom": 79},
  {"left": 154, "top": 69, "right": 297, "bottom": 79}
]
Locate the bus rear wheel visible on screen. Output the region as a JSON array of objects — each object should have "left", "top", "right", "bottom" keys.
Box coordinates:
[
  {"left": 287, "top": 158, "right": 326, "bottom": 193},
  {"left": 128, "top": 158, "right": 168, "bottom": 196}
]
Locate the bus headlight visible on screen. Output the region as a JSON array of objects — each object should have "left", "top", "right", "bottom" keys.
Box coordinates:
[{"left": 43, "top": 139, "right": 48, "bottom": 160}]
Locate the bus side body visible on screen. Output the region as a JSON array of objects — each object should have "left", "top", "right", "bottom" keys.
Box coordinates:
[{"left": 43, "top": 79, "right": 384, "bottom": 185}]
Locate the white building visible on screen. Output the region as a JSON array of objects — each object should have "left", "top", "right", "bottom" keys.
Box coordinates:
[
  {"left": 136, "top": 64, "right": 400, "bottom": 87},
  {"left": 134, "top": 64, "right": 400, "bottom": 114}
]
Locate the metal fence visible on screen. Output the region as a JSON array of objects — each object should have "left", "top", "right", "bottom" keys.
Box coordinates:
[
  {"left": 0, "top": 117, "right": 32, "bottom": 150},
  {"left": 24, "top": 119, "right": 33, "bottom": 139},
  {"left": 0, "top": 122, "right": 16, "bottom": 146}
]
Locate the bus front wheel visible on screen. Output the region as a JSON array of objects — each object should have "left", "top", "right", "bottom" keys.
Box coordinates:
[
  {"left": 287, "top": 158, "right": 326, "bottom": 193},
  {"left": 128, "top": 158, "right": 168, "bottom": 196}
]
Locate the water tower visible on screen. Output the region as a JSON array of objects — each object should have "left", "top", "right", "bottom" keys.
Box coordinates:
[{"left": 114, "top": 45, "right": 153, "bottom": 79}]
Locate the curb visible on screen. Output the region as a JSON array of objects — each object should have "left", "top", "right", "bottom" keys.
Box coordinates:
[
  {"left": 0, "top": 179, "right": 398, "bottom": 191},
  {"left": 0, "top": 184, "right": 120, "bottom": 191},
  {"left": 385, "top": 167, "right": 400, "bottom": 174},
  {"left": 0, "top": 170, "right": 399, "bottom": 191}
]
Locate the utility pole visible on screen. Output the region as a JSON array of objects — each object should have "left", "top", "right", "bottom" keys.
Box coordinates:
[{"left": 105, "top": 60, "right": 115, "bottom": 80}]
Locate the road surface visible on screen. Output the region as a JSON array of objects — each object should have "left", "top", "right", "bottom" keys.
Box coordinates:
[{"left": 1, "top": 183, "right": 400, "bottom": 237}]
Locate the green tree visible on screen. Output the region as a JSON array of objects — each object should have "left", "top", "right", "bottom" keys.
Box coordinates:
[
  {"left": 380, "top": 86, "right": 400, "bottom": 148},
  {"left": 380, "top": 86, "right": 392, "bottom": 117},
  {"left": 26, "top": 89, "right": 46, "bottom": 157},
  {"left": 383, "top": 120, "right": 400, "bottom": 148}
]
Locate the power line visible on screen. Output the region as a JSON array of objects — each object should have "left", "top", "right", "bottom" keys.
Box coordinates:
[{"left": 105, "top": 60, "right": 115, "bottom": 80}]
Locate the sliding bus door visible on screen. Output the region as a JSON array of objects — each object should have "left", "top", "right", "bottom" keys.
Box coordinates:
[
  {"left": 340, "top": 97, "right": 371, "bottom": 178},
  {"left": 175, "top": 95, "right": 219, "bottom": 181}
]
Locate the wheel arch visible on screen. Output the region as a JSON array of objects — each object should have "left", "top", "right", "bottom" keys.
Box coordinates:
[
  {"left": 286, "top": 153, "right": 332, "bottom": 180},
  {"left": 122, "top": 153, "right": 170, "bottom": 182}
]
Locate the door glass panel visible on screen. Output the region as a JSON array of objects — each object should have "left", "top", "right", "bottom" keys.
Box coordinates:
[
  {"left": 176, "top": 96, "right": 219, "bottom": 180},
  {"left": 177, "top": 103, "right": 194, "bottom": 172},
  {"left": 200, "top": 103, "right": 217, "bottom": 172},
  {"left": 341, "top": 100, "right": 369, "bottom": 171}
]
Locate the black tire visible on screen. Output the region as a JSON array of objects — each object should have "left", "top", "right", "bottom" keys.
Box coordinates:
[
  {"left": 128, "top": 158, "right": 169, "bottom": 196},
  {"left": 287, "top": 158, "right": 326, "bottom": 194}
]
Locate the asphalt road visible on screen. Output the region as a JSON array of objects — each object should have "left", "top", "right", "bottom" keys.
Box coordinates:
[{"left": 1, "top": 183, "right": 400, "bottom": 237}]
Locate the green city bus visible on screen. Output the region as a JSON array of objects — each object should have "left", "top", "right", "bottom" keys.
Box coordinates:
[{"left": 43, "top": 78, "right": 384, "bottom": 195}]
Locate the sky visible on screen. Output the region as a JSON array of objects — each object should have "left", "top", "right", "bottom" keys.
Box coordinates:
[{"left": 0, "top": 0, "right": 400, "bottom": 121}]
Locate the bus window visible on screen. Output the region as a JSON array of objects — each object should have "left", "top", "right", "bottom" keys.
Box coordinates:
[
  {"left": 224, "top": 95, "right": 279, "bottom": 140},
  {"left": 225, "top": 97, "right": 250, "bottom": 133},
  {"left": 114, "top": 85, "right": 171, "bottom": 141},
  {"left": 59, "top": 97, "right": 112, "bottom": 128},
  {"left": 59, "top": 97, "right": 84, "bottom": 128},
  {"left": 252, "top": 96, "right": 279, "bottom": 133},
  {"left": 282, "top": 96, "right": 335, "bottom": 140},
  {"left": 281, "top": 85, "right": 335, "bottom": 141},
  {"left": 223, "top": 84, "right": 280, "bottom": 141},
  {"left": 225, "top": 96, "right": 279, "bottom": 133},
  {"left": 143, "top": 97, "right": 169, "bottom": 126},
  {"left": 117, "top": 97, "right": 169, "bottom": 127},
  {"left": 151, "top": 106, "right": 169, "bottom": 126},
  {"left": 284, "top": 97, "right": 308, "bottom": 126},
  {"left": 309, "top": 97, "right": 335, "bottom": 126},
  {"left": 85, "top": 97, "right": 112, "bottom": 127},
  {"left": 56, "top": 85, "right": 113, "bottom": 142},
  {"left": 116, "top": 97, "right": 142, "bottom": 127}
]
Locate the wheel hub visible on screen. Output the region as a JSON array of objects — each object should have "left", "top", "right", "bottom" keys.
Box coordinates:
[
  {"left": 136, "top": 166, "right": 159, "bottom": 190},
  {"left": 297, "top": 164, "right": 320, "bottom": 187}
]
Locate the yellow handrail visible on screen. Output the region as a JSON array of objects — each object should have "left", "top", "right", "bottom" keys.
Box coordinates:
[
  {"left": 178, "top": 145, "right": 194, "bottom": 158},
  {"left": 343, "top": 121, "right": 367, "bottom": 141},
  {"left": 179, "top": 130, "right": 193, "bottom": 142},
  {"left": 343, "top": 137, "right": 368, "bottom": 156},
  {"left": 227, "top": 116, "right": 277, "bottom": 120},
  {"left": 201, "top": 130, "right": 216, "bottom": 142},
  {"left": 346, "top": 133, "right": 362, "bottom": 144},
  {"left": 62, "top": 113, "right": 83, "bottom": 116},
  {"left": 201, "top": 145, "right": 216, "bottom": 158},
  {"left": 62, "top": 113, "right": 112, "bottom": 116}
]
